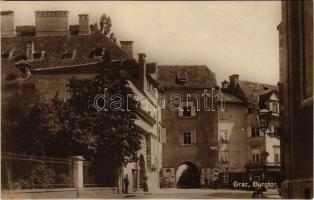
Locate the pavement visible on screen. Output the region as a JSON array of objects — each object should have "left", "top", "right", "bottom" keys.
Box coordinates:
[{"left": 78, "top": 188, "right": 281, "bottom": 199}]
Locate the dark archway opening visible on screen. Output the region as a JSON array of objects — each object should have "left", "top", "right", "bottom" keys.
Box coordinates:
[{"left": 176, "top": 162, "right": 200, "bottom": 188}]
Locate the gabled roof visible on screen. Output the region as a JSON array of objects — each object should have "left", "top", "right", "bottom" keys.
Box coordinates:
[
  {"left": 238, "top": 80, "right": 278, "bottom": 106},
  {"left": 221, "top": 92, "right": 246, "bottom": 104},
  {"left": 157, "top": 65, "right": 217, "bottom": 89},
  {"left": 1, "top": 33, "right": 129, "bottom": 70}
]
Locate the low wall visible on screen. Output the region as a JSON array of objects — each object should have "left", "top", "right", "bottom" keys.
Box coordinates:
[{"left": 2, "top": 187, "right": 119, "bottom": 199}]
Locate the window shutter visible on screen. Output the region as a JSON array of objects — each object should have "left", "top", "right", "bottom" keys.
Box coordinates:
[
  {"left": 178, "top": 103, "right": 183, "bottom": 117},
  {"left": 192, "top": 131, "right": 196, "bottom": 144},
  {"left": 247, "top": 126, "right": 251, "bottom": 137},
  {"left": 179, "top": 132, "right": 183, "bottom": 144},
  {"left": 191, "top": 105, "right": 196, "bottom": 117},
  {"left": 161, "top": 128, "right": 167, "bottom": 143},
  {"left": 271, "top": 125, "right": 275, "bottom": 133}
]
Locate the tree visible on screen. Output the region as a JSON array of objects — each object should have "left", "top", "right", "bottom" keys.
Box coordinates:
[
  {"left": 99, "top": 14, "right": 112, "bottom": 36},
  {"left": 2, "top": 93, "right": 61, "bottom": 156},
  {"left": 51, "top": 61, "right": 142, "bottom": 184}
]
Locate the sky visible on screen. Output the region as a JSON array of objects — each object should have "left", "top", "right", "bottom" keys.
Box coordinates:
[{"left": 2, "top": 1, "right": 282, "bottom": 85}]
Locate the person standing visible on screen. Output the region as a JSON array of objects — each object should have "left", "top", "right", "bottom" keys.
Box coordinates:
[{"left": 123, "top": 174, "right": 129, "bottom": 194}]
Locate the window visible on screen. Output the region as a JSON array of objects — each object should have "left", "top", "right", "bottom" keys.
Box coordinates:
[
  {"left": 248, "top": 107, "right": 255, "bottom": 113},
  {"left": 275, "top": 154, "right": 280, "bottom": 164},
  {"left": 176, "top": 70, "right": 188, "bottom": 83},
  {"left": 180, "top": 131, "right": 196, "bottom": 145},
  {"left": 251, "top": 127, "right": 260, "bottom": 137},
  {"left": 271, "top": 102, "right": 279, "bottom": 113},
  {"left": 222, "top": 173, "right": 228, "bottom": 183},
  {"left": 274, "top": 126, "right": 280, "bottom": 136},
  {"left": 220, "top": 130, "right": 229, "bottom": 143},
  {"left": 183, "top": 106, "right": 192, "bottom": 117},
  {"left": 32, "top": 51, "right": 45, "bottom": 60},
  {"left": 89, "top": 47, "right": 105, "bottom": 58},
  {"left": 178, "top": 102, "right": 196, "bottom": 117},
  {"left": 1, "top": 53, "right": 10, "bottom": 60},
  {"left": 219, "top": 111, "right": 228, "bottom": 120},
  {"left": 252, "top": 149, "right": 260, "bottom": 162},
  {"left": 274, "top": 147, "right": 280, "bottom": 164},
  {"left": 62, "top": 49, "right": 76, "bottom": 59}
]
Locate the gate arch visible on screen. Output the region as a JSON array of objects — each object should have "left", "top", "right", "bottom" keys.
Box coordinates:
[{"left": 175, "top": 161, "right": 200, "bottom": 188}]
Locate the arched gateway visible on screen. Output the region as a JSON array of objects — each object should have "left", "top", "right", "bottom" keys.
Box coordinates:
[{"left": 176, "top": 161, "right": 200, "bottom": 188}]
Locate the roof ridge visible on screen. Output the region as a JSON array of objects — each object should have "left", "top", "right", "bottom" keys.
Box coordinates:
[{"left": 239, "top": 79, "right": 277, "bottom": 88}]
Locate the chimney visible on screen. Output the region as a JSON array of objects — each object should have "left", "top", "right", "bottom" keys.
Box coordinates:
[
  {"left": 1, "top": 11, "right": 14, "bottom": 37},
  {"left": 138, "top": 53, "right": 147, "bottom": 92},
  {"left": 221, "top": 80, "right": 230, "bottom": 92},
  {"left": 35, "top": 11, "right": 69, "bottom": 36},
  {"left": 229, "top": 74, "right": 239, "bottom": 93},
  {"left": 78, "top": 14, "right": 89, "bottom": 35},
  {"left": 120, "top": 41, "right": 133, "bottom": 59}
]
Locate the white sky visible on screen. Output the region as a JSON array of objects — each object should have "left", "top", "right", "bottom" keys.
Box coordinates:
[{"left": 2, "top": 1, "right": 282, "bottom": 85}]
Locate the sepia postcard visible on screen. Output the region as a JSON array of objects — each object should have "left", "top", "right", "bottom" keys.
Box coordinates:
[{"left": 1, "top": 1, "right": 313, "bottom": 199}]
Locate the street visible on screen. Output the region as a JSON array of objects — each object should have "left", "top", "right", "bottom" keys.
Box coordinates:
[{"left": 78, "top": 188, "right": 281, "bottom": 199}]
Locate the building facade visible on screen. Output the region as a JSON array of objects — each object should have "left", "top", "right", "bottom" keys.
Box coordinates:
[
  {"left": 1, "top": 10, "right": 162, "bottom": 193},
  {"left": 157, "top": 65, "right": 218, "bottom": 188},
  {"left": 219, "top": 75, "right": 281, "bottom": 189},
  {"left": 217, "top": 90, "right": 248, "bottom": 187}
]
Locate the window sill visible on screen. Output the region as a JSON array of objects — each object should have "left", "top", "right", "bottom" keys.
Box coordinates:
[{"left": 177, "top": 116, "right": 197, "bottom": 119}]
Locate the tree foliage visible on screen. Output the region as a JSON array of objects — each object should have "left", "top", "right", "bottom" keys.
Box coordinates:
[
  {"left": 3, "top": 61, "right": 142, "bottom": 166},
  {"left": 99, "top": 14, "right": 112, "bottom": 36},
  {"left": 2, "top": 93, "right": 61, "bottom": 156},
  {"left": 52, "top": 62, "right": 142, "bottom": 166}
]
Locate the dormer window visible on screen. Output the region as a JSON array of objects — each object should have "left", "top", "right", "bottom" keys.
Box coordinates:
[
  {"left": 221, "top": 80, "right": 229, "bottom": 89},
  {"left": 32, "top": 51, "right": 45, "bottom": 60},
  {"left": 89, "top": 47, "right": 105, "bottom": 58},
  {"left": 62, "top": 49, "right": 76, "bottom": 60},
  {"left": 270, "top": 102, "right": 279, "bottom": 114},
  {"left": 1, "top": 49, "right": 15, "bottom": 60},
  {"left": 176, "top": 70, "right": 188, "bottom": 84}
]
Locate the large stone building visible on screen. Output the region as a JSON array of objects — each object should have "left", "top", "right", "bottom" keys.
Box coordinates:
[
  {"left": 1, "top": 10, "right": 163, "bottom": 193},
  {"left": 279, "top": 1, "right": 313, "bottom": 198},
  {"left": 157, "top": 65, "right": 218, "bottom": 187},
  {"left": 219, "top": 75, "right": 281, "bottom": 188}
]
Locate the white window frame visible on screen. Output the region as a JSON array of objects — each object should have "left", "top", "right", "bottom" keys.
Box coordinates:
[
  {"left": 1, "top": 49, "right": 15, "bottom": 60},
  {"left": 270, "top": 102, "right": 279, "bottom": 114},
  {"left": 32, "top": 50, "right": 45, "bottom": 60},
  {"left": 252, "top": 149, "right": 260, "bottom": 163},
  {"left": 220, "top": 130, "right": 229, "bottom": 143},
  {"left": 180, "top": 130, "right": 196, "bottom": 145},
  {"left": 222, "top": 173, "right": 228, "bottom": 183}
]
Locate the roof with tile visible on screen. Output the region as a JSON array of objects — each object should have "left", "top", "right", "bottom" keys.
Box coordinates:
[
  {"left": 157, "top": 65, "right": 217, "bottom": 89},
  {"left": 237, "top": 80, "right": 278, "bottom": 106},
  {"left": 221, "top": 92, "right": 246, "bottom": 104},
  {"left": 1, "top": 32, "right": 129, "bottom": 69}
]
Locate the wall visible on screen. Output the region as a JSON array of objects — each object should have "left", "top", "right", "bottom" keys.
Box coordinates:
[
  {"left": 265, "top": 134, "right": 280, "bottom": 165},
  {"left": 218, "top": 103, "right": 247, "bottom": 173},
  {"left": 161, "top": 88, "right": 218, "bottom": 181}
]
